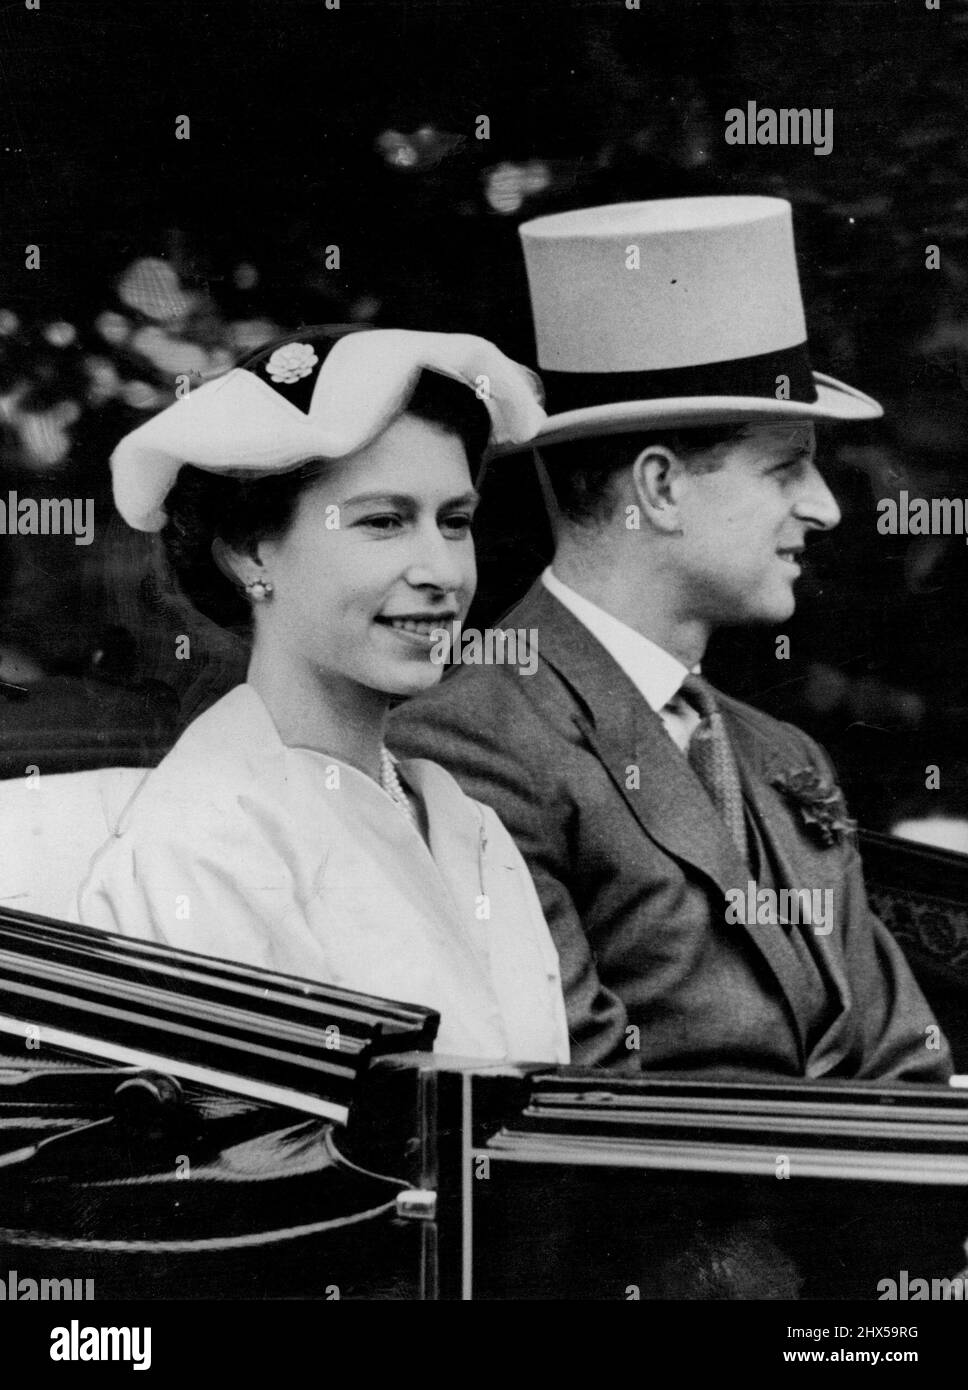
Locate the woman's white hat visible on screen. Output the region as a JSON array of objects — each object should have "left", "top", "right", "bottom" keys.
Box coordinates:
[
  {"left": 111, "top": 326, "right": 546, "bottom": 532},
  {"left": 498, "top": 195, "right": 882, "bottom": 453}
]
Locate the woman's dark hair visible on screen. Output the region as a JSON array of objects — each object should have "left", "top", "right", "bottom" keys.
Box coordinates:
[
  {"left": 541, "top": 424, "right": 750, "bottom": 527},
  {"left": 161, "top": 368, "right": 491, "bottom": 633}
]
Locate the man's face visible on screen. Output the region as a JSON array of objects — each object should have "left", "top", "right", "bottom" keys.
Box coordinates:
[{"left": 670, "top": 422, "right": 840, "bottom": 626}]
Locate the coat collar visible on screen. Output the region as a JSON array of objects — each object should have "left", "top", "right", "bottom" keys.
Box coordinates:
[
  {"left": 540, "top": 566, "right": 688, "bottom": 714},
  {"left": 509, "top": 583, "right": 751, "bottom": 895},
  {"left": 170, "top": 683, "right": 512, "bottom": 1017}
]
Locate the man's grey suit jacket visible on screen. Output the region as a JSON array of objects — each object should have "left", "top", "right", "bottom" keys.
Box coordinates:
[{"left": 390, "top": 581, "right": 951, "bottom": 1082}]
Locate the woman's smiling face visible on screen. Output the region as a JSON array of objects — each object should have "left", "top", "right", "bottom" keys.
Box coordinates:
[{"left": 250, "top": 412, "right": 478, "bottom": 697}]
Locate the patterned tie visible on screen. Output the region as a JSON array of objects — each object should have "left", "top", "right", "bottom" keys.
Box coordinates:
[{"left": 679, "top": 674, "right": 750, "bottom": 863}]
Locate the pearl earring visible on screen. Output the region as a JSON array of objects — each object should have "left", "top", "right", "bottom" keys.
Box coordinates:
[{"left": 245, "top": 578, "right": 274, "bottom": 601}]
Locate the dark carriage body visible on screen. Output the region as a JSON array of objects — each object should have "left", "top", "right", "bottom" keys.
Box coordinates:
[{"left": 2, "top": 828, "right": 968, "bottom": 1300}]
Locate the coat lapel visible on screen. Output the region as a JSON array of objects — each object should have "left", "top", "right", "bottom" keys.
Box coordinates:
[
  {"left": 725, "top": 704, "right": 853, "bottom": 1072},
  {"left": 513, "top": 584, "right": 815, "bottom": 1056},
  {"left": 513, "top": 585, "right": 744, "bottom": 892}
]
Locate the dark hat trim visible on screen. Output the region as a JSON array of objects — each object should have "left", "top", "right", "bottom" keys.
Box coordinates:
[
  {"left": 238, "top": 324, "right": 374, "bottom": 416},
  {"left": 542, "top": 341, "right": 816, "bottom": 415}
]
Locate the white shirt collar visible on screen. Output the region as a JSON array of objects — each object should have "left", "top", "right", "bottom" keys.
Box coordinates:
[{"left": 541, "top": 567, "right": 691, "bottom": 713}]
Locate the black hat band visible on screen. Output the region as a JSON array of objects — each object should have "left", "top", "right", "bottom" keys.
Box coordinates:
[{"left": 542, "top": 341, "right": 817, "bottom": 415}]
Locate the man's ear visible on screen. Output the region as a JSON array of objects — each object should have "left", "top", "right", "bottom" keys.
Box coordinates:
[
  {"left": 211, "top": 536, "right": 266, "bottom": 590},
  {"left": 630, "top": 445, "right": 686, "bottom": 535}
]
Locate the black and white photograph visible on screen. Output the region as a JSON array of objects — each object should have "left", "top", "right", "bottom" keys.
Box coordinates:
[{"left": 1, "top": 0, "right": 967, "bottom": 1351}]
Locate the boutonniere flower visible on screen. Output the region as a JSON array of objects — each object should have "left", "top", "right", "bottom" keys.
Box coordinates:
[
  {"left": 771, "top": 767, "right": 857, "bottom": 848},
  {"left": 265, "top": 342, "right": 318, "bottom": 384}
]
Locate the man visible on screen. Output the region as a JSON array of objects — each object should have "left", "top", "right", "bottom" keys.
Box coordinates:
[{"left": 391, "top": 196, "right": 950, "bottom": 1083}]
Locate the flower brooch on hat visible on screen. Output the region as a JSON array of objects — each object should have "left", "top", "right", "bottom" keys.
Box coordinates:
[
  {"left": 265, "top": 342, "right": 319, "bottom": 384},
  {"left": 110, "top": 326, "right": 546, "bottom": 532}
]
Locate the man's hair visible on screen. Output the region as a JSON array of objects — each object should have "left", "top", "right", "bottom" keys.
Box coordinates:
[
  {"left": 161, "top": 370, "right": 490, "bottom": 633},
  {"left": 540, "top": 424, "right": 750, "bottom": 527}
]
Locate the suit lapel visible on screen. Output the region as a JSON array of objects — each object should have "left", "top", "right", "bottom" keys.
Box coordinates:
[
  {"left": 581, "top": 703, "right": 749, "bottom": 897},
  {"left": 514, "top": 584, "right": 744, "bottom": 892},
  {"left": 725, "top": 705, "right": 853, "bottom": 1072},
  {"left": 514, "top": 584, "right": 815, "bottom": 1057}
]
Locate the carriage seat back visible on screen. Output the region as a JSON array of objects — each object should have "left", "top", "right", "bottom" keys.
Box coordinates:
[{"left": 0, "top": 768, "right": 148, "bottom": 922}]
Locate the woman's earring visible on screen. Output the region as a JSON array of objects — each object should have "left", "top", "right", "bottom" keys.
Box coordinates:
[{"left": 245, "top": 578, "right": 274, "bottom": 601}]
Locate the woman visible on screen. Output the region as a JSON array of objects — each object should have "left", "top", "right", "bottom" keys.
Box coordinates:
[{"left": 77, "top": 325, "right": 569, "bottom": 1063}]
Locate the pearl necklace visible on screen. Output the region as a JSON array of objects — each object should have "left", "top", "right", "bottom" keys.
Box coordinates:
[{"left": 379, "top": 746, "right": 417, "bottom": 826}]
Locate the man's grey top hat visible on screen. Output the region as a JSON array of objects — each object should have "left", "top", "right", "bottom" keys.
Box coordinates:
[{"left": 498, "top": 195, "right": 882, "bottom": 453}]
